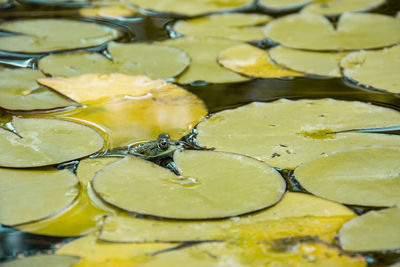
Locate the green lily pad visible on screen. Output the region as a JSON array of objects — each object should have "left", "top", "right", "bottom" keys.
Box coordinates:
[
  {"left": 171, "top": 13, "right": 272, "bottom": 41},
  {"left": 159, "top": 37, "right": 249, "bottom": 84},
  {"left": 124, "top": 0, "right": 254, "bottom": 16},
  {"left": 196, "top": 99, "right": 400, "bottom": 169},
  {"left": 0, "top": 19, "right": 120, "bottom": 54},
  {"left": 0, "top": 118, "right": 104, "bottom": 168},
  {"left": 39, "top": 42, "right": 190, "bottom": 80},
  {"left": 0, "top": 168, "right": 79, "bottom": 226},
  {"left": 93, "top": 150, "right": 285, "bottom": 219},
  {"left": 258, "top": 0, "right": 310, "bottom": 12},
  {"left": 263, "top": 12, "right": 400, "bottom": 51},
  {"left": 269, "top": 46, "right": 348, "bottom": 77},
  {"left": 0, "top": 68, "right": 77, "bottom": 112},
  {"left": 339, "top": 205, "right": 400, "bottom": 251},
  {"left": 0, "top": 255, "right": 81, "bottom": 267},
  {"left": 341, "top": 45, "right": 400, "bottom": 94},
  {"left": 294, "top": 146, "right": 400, "bottom": 207}
]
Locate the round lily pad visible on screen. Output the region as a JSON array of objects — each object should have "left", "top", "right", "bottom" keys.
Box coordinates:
[
  {"left": 294, "top": 146, "right": 400, "bottom": 207},
  {"left": 0, "top": 19, "right": 120, "bottom": 54},
  {"left": 0, "top": 68, "right": 77, "bottom": 112},
  {"left": 196, "top": 99, "right": 400, "bottom": 169},
  {"left": 0, "top": 168, "right": 79, "bottom": 226},
  {"left": 159, "top": 37, "right": 249, "bottom": 84},
  {"left": 124, "top": 0, "right": 254, "bottom": 17},
  {"left": 258, "top": 0, "right": 310, "bottom": 12},
  {"left": 171, "top": 13, "right": 272, "bottom": 41},
  {"left": 339, "top": 205, "right": 400, "bottom": 251},
  {"left": 0, "top": 255, "right": 81, "bottom": 267},
  {"left": 39, "top": 42, "right": 190, "bottom": 80},
  {"left": 93, "top": 150, "right": 286, "bottom": 219},
  {"left": 269, "top": 46, "right": 348, "bottom": 77},
  {"left": 263, "top": 12, "right": 400, "bottom": 51},
  {"left": 0, "top": 117, "right": 104, "bottom": 168},
  {"left": 79, "top": 0, "right": 138, "bottom": 18},
  {"left": 341, "top": 45, "right": 400, "bottom": 94},
  {"left": 218, "top": 44, "right": 302, "bottom": 78}
]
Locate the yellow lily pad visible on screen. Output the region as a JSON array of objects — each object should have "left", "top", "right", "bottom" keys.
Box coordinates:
[
  {"left": 171, "top": 13, "right": 272, "bottom": 41},
  {"left": 99, "top": 192, "right": 354, "bottom": 243},
  {"left": 339, "top": 205, "right": 400, "bottom": 251},
  {"left": 0, "top": 168, "right": 79, "bottom": 226},
  {"left": 294, "top": 146, "right": 400, "bottom": 207},
  {"left": 79, "top": 0, "right": 138, "bottom": 18},
  {"left": 218, "top": 43, "right": 302, "bottom": 78},
  {"left": 269, "top": 46, "right": 348, "bottom": 77},
  {"left": 263, "top": 12, "right": 400, "bottom": 51},
  {"left": 0, "top": 19, "right": 120, "bottom": 53},
  {"left": 124, "top": 0, "right": 254, "bottom": 16},
  {"left": 0, "top": 255, "right": 81, "bottom": 267},
  {"left": 56, "top": 235, "right": 176, "bottom": 267},
  {"left": 0, "top": 68, "right": 77, "bottom": 112},
  {"left": 93, "top": 150, "right": 285, "bottom": 219},
  {"left": 0, "top": 117, "right": 104, "bottom": 168},
  {"left": 341, "top": 45, "right": 400, "bottom": 94},
  {"left": 196, "top": 99, "right": 400, "bottom": 169},
  {"left": 77, "top": 157, "right": 122, "bottom": 186},
  {"left": 258, "top": 0, "right": 310, "bottom": 12},
  {"left": 39, "top": 42, "right": 190, "bottom": 80},
  {"left": 159, "top": 37, "right": 250, "bottom": 84}
]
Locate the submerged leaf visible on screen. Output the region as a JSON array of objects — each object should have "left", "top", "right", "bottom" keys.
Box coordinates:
[
  {"left": 159, "top": 37, "right": 249, "bottom": 84},
  {"left": 124, "top": 0, "right": 254, "bottom": 16},
  {"left": 263, "top": 12, "right": 400, "bottom": 51},
  {"left": 39, "top": 42, "right": 190, "bottom": 80},
  {"left": 0, "top": 68, "right": 77, "bottom": 112},
  {"left": 171, "top": 13, "right": 272, "bottom": 41},
  {"left": 0, "top": 118, "right": 104, "bottom": 167},
  {"left": 0, "top": 19, "right": 120, "bottom": 53},
  {"left": 0, "top": 255, "right": 81, "bottom": 267},
  {"left": 341, "top": 45, "right": 400, "bottom": 94},
  {"left": 196, "top": 99, "right": 400, "bottom": 169},
  {"left": 269, "top": 46, "right": 348, "bottom": 77},
  {"left": 339, "top": 205, "right": 400, "bottom": 251},
  {"left": 218, "top": 44, "right": 302, "bottom": 78},
  {"left": 0, "top": 168, "right": 79, "bottom": 226},
  {"left": 93, "top": 150, "right": 285, "bottom": 219}
]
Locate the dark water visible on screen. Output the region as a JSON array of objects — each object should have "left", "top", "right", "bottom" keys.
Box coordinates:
[{"left": 0, "top": 0, "right": 400, "bottom": 264}]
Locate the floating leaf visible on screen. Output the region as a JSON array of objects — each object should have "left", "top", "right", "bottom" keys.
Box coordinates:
[
  {"left": 269, "top": 46, "right": 348, "bottom": 77},
  {"left": 99, "top": 192, "right": 354, "bottom": 243},
  {"left": 0, "top": 168, "right": 79, "bottom": 226},
  {"left": 0, "top": 118, "right": 104, "bottom": 167},
  {"left": 0, "top": 255, "right": 81, "bottom": 267},
  {"left": 341, "top": 45, "right": 400, "bottom": 94},
  {"left": 37, "top": 74, "right": 207, "bottom": 146},
  {"left": 171, "top": 13, "right": 272, "bottom": 41},
  {"left": 218, "top": 44, "right": 302, "bottom": 78},
  {"left": 93, "top": 150, "right": 285, "bottom": 219},
  {"left": 258, "top": 0, "right": 310, "bottom": 12},
  {"left": 339, "top": 205, "right": 400, "bottom": 251},
  {"left": 196, "top": 99, "right": 400, "bottom": 169},
  {"left": 0, "top": 19, "right": 120, "bottom": 54},
  {"left": 79, "top": 0, "right": 138, "bottom": 18},
  {"left": 294, "top": 146, "right": 400, "bottom": 207},
  {"left": 0, "top": 68, "right": 77, "bottom": 112},
  {"left": 77, "top": 157, "right": 122, "bottom": 185},
  {"left": 56, "top": 235, "right": 175, "bottom": 267},
  {"left": 39, "top": 42, "right": 190, "bottom": 80},
  {"left": 124, "top": 0, "right": 254, "bottom": 16},
  {"left": 263, "top": 12, "right": 400, "bottom": 51},
  {"left": 159, "top": 37, "right": 249, "bottom": 84}
]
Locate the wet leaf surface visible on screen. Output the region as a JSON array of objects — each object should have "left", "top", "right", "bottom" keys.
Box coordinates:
[
  {"left": 0, "top": 68, "right": 77, "bottom": 112},
  {"left": 0, "top": 19, "right": 120, "bottom": 54},
  {"left": 0, "top": 118, "right": 104, "bottom": 168},
  {"left": 93, "top": 150, "right": 285, "bottom": 219},
  {"left": 0, "top": 255, "right": 81, "bottom": 267},
  {"left": 263, "top": 12, "right": 400, "bottom": 51},
  {"left": 39, "top": 42, "right": 190, "bottom": 80},
  {"left": 196, "top": 99, "right": 400, "bottom": 169},
  {"left": 339, "top": 205, "right": 400, "bottom": 251},
  {"left": 79, "top": 0, "right": 138, "bottom": 18},
  {"left": 0, "top": 168, "right": 79, "bottom": 226},
  {"left": 218, "top": 44, "right": 302, "bottom": 78},
  {"left": 171, "top": 13, "right": 272, "bottom": 41},
  {"left": 341, "top": 45, "right": 400, "bottom": 94}
]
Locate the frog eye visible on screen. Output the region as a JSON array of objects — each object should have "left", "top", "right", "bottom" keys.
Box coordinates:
[{"left": 158, "top": 140, "right": 169, "bottom": 150}]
